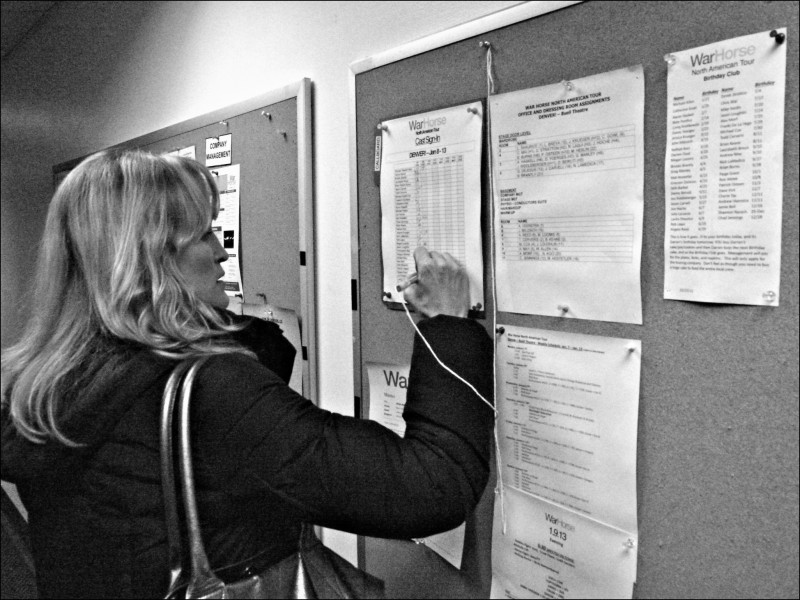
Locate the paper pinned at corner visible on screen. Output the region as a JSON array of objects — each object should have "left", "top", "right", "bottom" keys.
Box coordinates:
[
  {"left": 210, "top": 164, "right": 243, "bottom": 298},
  {"left": 365, "top": 362, "right": 466, "bottom": 568},
  {"left": 495, "top": 325, "right": 640, "bottom": 535},
  {"left": 379, "top": 101, "right": 485, "bottom": 311},
  {"left": 242, "top": 303, "right": 303, "bottom": 395},
  {"left": 663, "top": 29, "right": 786, "bottom": 305},
  {"left": 490, "top": 65, "right": 644, "bottom": 324}
]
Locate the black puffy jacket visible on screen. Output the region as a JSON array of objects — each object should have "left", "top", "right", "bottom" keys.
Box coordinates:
[{"left": 1, "top": 315, "right": 493, "bottom": 598}]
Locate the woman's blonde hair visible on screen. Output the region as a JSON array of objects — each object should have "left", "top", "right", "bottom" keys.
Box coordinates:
[{"left": 2, "top": 148, "right": 250, "bottom": 445}]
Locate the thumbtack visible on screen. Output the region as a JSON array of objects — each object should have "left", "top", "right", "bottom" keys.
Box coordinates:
[
  {"left": 763, "top": 290, "right": 776, "bottom": 303},
  {"left": 558, "top": 304, "right": 569, "bottom": 314},
  {"left": 561, "top": 79, "right": 574, "bottom": 92},
  {"left": 467, "top": 107, "right": 479, "bottom": 115},
  {"left": 664, "top": 54, "right": 677, "bottom": 66},
  {"left": 479, "top": 41, "right": 491, "bottom": 48},
  {"left": 770, "top": 30, "right": 786, "bottom": 44},
  {"left": 261, "top": 111, "right": 271, "bottom": 119},
  {"left": 496, "top": 326, "right": 505, "bottom": 335},
  {"left": 382, "top": 291, "right": 392, "bottom": 299},
  {"left": 623, "top": 538, "right": 636, "bottom": 550},
  {"left": 627, "top": 346, "right": 636, "bottom": 353},
  {"left": 277, "top": 130, "right": 287, "bottom": 138},
  {"left": 219, "top": 120, "right": 228, "bottom": 126},
  {"left": 377, "top": 123, "right": 388, "bottom": 131}
]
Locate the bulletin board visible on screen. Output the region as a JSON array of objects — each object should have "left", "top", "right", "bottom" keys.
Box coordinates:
[
  {"left": 54, "top": 79, "right": 318, "bottom": 403},
  {"left": 350, "top": 2, "right": 798, "bottom": 598}
]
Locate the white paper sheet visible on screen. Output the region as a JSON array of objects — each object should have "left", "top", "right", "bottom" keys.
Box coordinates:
[
  {"left": 242, "top": 303, "right": 303, "bottom": 395},
  {"left": 365, "top": 362, "right": 466, "bottom": 568},
  {"left": 210, "top": 164, "right": 243, "bottom": 297},
  {"left": 490, "top": 66, "right": 644, "bottom": 324},
  {"left": 491, "top": 486, "right": 636, "bottom": 599},
  {"left": 495, "top": 325, "right": 640, "bottom": 535},
  {"left": 379, "top": 102, "right": 484, "bottom": 311},
  {"left": 664, "top": 29, "right": 786, "bottom": 305}
]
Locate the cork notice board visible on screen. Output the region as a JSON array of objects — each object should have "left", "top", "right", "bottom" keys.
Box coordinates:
[{"left": 350, "top": 2, "right": 798, "bottom": 597}]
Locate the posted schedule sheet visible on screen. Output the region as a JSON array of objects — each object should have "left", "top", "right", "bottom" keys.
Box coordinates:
[
  {"left": 490, "top": 66, "right": 644, "bottom": 324},
  {"left": 664, "top": 29, "right": 786, "bottom": 305},
  {"left": 491, "top": 325, "right": 640, "bottom": 599},
  {"left": 365, "top": 363, "right": 466, "bottom": 569},
  {"left": 379, "top": 102, "right": 484, "bottom": 310}
]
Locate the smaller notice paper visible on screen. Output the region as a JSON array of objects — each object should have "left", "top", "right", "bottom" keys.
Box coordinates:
[
  {"left": 379, "top": 102, "right": 484, "bottom": 311},
  {"left": 211, "top": 164, "right": 243, "bottom": 297},
  {"left": 490, "top": 65, "right": 644, "bottom": 324},
  {"left": 242, "top": 303, "right": 303, "bottom": 395},
  {"left": 206, "top": 133, "right": 232, "bottom": 167},
  {"left": 490, "top": 487, "right": 636, "bottom": 599},
  {"left": 664, "top": 29, "right": 786, "bottom": 305},
  {"left": 365, "top": 362, "right": 466, "bottom": 568}
]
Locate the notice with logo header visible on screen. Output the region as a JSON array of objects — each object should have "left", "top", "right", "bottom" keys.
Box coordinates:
[
  {"left": 491, "top": 486, "right": 636, "bottom": 599},
  {"left": 365, "top": 362, "right": 466, "bottom": 568},
  {"left": 379, "top": 102, "right": 484, "bottom": 312},
  {"left": 664, "top": 29, "right": 786, "bottom": 305},
  {"left": 490, "top": 66, "right": 644, "bottom": 324},
  {"left": 210, "top": 164, "right": 243, "bottom": 297}
]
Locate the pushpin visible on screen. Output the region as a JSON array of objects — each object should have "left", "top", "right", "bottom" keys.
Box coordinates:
[
  {"left": 479, "top": 41, "right": 491, "bottom": 48},
  {"left": 496, "top": 326, "right": 506, "bottom": 335},
  {"left": 763, "top": 290, "right": 776, "bottom": 303},
  {"left": 664, "top": 54, "right": 677, "bottom": 66},
  {"left": 623, "top": 538, "right": 636, "bottom": 550},
  {"left": 770, "top": 30, "right": 786, "bottom": 44},
  {"left": 561, "top": 79, "right": 574, "bottom": 92},
  {"left": 261, "top": 111, "right": 271, "bottom": 119},
  {"left": 219, "top": 120, "right": 228, "bottom": 126},
  {"left": 467, "top": 107, "right": 479, "bottom": 115},
  {"left": 558, "top": 304, "right": 569, "bottom": 314},
  {"left": 377, "top": 123, "right": 388, "bottom": 131}
]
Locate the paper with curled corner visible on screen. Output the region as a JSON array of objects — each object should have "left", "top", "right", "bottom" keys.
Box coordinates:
[{"left": 365, "top": 362, "right": 466, "bottom": 568}]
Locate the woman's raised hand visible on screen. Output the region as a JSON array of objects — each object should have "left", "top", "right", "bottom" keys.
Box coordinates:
[{"left": 398, "top": 246, "right": 469, "bottom": 318}]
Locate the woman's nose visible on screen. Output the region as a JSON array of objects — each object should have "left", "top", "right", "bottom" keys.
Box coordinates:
[{"left": 211, "top": 234, "right": 229, "bottom": 262}]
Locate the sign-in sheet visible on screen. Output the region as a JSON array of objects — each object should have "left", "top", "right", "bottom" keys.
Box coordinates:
[
  {"left": 379, "top": 102, "right": 484, "bottom": 311},
  {"left": 490, "top": 66, "right": 644, "bottom": 324}
]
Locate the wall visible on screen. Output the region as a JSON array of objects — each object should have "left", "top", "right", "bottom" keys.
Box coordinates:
[{"left": 0, "top": 0, "right": 525, "bottom": 560}]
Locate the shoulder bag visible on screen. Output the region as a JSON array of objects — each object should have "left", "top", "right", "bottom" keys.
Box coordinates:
[{"left": 160, "top": 357, "right": 385, "bottom": 599}]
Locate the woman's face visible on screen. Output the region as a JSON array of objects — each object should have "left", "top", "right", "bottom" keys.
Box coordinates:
[{"left": 175, "top": 230, "right": 230, "bottom": 309}]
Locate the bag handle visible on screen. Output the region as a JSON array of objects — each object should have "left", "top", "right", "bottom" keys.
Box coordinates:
[{"left": 160, "top": 357, "right": 220, "bottom": 599}]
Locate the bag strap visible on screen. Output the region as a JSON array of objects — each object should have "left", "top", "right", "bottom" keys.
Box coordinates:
[{"left": 160, "top": 356, "right": 220, "bottom": 599}]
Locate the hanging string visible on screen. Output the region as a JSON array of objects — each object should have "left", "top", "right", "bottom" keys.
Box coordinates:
[
  {"left": 401, "top": 302, "right": 495, "bottom": 415},
  {"left": 481, "top": 40, "right": 507, "bottom": 535}
]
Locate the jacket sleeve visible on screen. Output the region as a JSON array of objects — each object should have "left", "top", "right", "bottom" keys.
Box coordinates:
[{"left": 189, "top": 315, "right": 494, "bottom": 539}]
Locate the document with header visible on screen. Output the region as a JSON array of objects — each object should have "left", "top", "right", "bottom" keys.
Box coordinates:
[
  {"left": 379, "top": 102, "right": 484, "bottom": 312},
  {"left": 490, "top": 66, "right": 644, "bottom": 324},
  {"left": 664, "top": 29, "right": 786, "bottom": 305},
  {"left": 491, "top": 486, "right": 636, "bottom": 599},
  {"left": 365, "top": 362, "right": 466, "bottom": 568},
  {"left": 495, "top": 325, "right": 640, "bottom": 535}
]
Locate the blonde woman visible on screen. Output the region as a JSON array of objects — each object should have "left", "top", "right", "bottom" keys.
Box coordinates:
[{"left": 1, "top": 149, "right": 494, "bottom": 599}]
